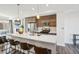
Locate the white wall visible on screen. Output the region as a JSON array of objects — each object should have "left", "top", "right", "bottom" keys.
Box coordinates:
[
  {"left": 64, "top": 10, "right": 79, "bottom": 44},
  {"left": 56, "top": 11, "right": 65, "bottom": 46},
  {"left": 56, "top": 10, "right": 79, "bottom": 45}
]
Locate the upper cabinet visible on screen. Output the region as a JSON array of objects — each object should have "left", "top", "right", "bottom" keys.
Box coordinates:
[
  {"left": 25, "top": 17, "right": 36, "bottom": 23},
  {"left": 36, "top": 14, "right": 56, "bottom": 27},
  {"left": 25, "top": 14, "right": 56, "bottom": 27}
]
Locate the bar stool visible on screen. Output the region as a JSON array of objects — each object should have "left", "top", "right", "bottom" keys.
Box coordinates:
[
  {"left": 9, "top": 39, "right": 20, "bottom": 54},
  {"left": 20, "top": 42, "right": 34, "bottom": 54},
  {"left": 0, "top": 37, "right": 4, "bottom": 52},
  {"left": 1, "top": 36, "right": 9, "bottom": 53},
  {"left": 34, "top": 46, "right": 51, "bottom": 54}
]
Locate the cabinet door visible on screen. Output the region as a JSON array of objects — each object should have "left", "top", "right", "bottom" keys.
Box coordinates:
[{"left": 0, "top": 23, "right": 3, "bottom": 29}]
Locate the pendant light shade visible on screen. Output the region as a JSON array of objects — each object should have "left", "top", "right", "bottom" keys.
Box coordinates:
[
  {"left": 36, "top": 15, "right": 40, "bottom": 19},
  {"left": 16, "top": 17, "right": 20, "bottom": 21}
]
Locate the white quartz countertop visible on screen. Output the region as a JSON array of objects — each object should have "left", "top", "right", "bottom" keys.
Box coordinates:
[{"left": 8, "top": 33, "right": 57, "bottom": 44}]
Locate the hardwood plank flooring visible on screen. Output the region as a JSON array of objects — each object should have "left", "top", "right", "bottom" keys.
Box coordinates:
[{"left": 56, "top": 44, "right": 79, "bottom": 54}]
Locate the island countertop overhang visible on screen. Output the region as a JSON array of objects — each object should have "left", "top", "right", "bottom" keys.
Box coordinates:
[{"left": 8, "top": 33, "right": 57, "bottom": 44}]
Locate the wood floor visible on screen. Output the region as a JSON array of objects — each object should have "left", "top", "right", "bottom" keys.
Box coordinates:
[
  {"left": 56, "top": 44, "right": 79, "bottom": 54},
  {"left": 0, "top": 44, "right": 79, "bottom": 54}
]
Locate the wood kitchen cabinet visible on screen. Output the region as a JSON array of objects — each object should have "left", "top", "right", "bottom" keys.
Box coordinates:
[
  {"left": 25, "top": 17, "right": 36, "bottom": 23},
  {"left": 25, "top": 14, "right": 56, "bottom": 28},
  {"left": 36, "top": 14, "right": 56, "bottom": 27}
]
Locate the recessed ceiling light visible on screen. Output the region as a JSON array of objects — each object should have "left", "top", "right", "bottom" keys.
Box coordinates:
[{"left": 32, "top": 8, "right": 35, "bottom": 11}]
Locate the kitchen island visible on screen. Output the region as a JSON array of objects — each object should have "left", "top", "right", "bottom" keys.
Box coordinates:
[{"left": 7, "top": 33, "right": 57, "bottom": 54}]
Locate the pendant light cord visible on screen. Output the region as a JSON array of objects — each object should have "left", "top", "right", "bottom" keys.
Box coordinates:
[{"left": 17, "top": 4, "right": 20, "bottom": 20}]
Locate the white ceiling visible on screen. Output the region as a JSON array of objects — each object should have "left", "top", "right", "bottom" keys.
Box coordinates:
[{"left": 0, "top": 4, "right": 79, "bottom": 20}]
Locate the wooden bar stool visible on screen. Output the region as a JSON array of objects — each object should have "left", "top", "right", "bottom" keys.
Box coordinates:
[
  {"left": 1, "top": 36, "right": 9, "bottom": 53},
  {"left": 20, "top": 42, "right": 34, "bottom": 54},
  {"left": 34, "top": 46, "right": 51, "bottom": 54},
  {"left": 0, "top": 37, "right": 4, "bottom": 52},
  {"left": 9, "top": 39, "right": 20, "bottom": 54}
]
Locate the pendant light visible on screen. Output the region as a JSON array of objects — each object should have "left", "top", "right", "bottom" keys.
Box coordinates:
[
  {"left": 36, "top": 15, "right": 40, "bottom": 19},
  {"left": 36, "top": 4, "right": 40, "bottom": 19}
]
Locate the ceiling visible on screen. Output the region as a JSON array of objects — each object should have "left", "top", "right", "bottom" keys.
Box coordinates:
[{"left": 0, "top": 4, "right": 79, "bottom": 20}]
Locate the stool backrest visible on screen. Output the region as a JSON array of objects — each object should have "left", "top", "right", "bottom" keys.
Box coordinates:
[
  {"left": 34, "top": 46, "right": 51, "bottom": 54},
  {"left": 20, "top": 43, "right": 29, "bottom": 50},
  {"left": 1, "top": 36, "right": 8, "bottom": 42},
  {"left": 9, "top": 40, "right": 15, "bottom": 45},
  {"left": 0, "top": 37, "right": 3, "bottom": 43}
]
